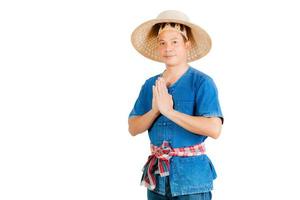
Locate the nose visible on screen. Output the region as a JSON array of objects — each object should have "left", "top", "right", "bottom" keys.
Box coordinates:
[{"left": 165, "top": 43, "right": 173, "bottom": 52}]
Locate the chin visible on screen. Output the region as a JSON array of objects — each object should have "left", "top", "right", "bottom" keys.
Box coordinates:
[{"left": 163, "top": 59, "right": 179, "bottom": 66}]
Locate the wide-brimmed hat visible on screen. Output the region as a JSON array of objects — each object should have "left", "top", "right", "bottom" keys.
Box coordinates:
[{"left": 131, "top": 10, "right": 212, "bottom": 63}]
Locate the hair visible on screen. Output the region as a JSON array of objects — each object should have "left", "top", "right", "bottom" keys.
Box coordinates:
[{"left": 149, "top": 23, "right": 192, "bottom": 43}]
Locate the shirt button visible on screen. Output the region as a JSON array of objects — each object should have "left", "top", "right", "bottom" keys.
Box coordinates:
[{"left": 163, "top": 122, "right": 166, "bottom": 126}]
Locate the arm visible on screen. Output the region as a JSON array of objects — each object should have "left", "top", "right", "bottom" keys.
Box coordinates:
[
  {"left": 165, "top": 110, "right": 223, "bottom": 139},
  {"left": 128, "top": 84, "right": 161, "bottom": 136},
  {"left": 154, "top": 77, "right": 223, "bottom": 139},
  {"left": 128, "top": 109, "right": 160, "bottom": 136}
]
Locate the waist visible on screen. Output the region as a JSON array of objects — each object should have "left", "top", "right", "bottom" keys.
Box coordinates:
[
  {"left": 140, "top": 140, "right": 206, "bottom": 190},
  {"left": 150, "top": 140, "right": 206, "bottom": 158}
]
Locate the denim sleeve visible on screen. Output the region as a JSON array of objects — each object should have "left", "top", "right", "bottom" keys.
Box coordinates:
[
  {"left": 195, "top": 77, "right": 224, "bottom": 124},
  {"left": 128, "top": 82, "right": 149, "bottom": 118}
]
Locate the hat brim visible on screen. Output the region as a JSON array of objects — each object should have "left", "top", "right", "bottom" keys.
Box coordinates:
[{"left": 131, "top": 18, "right": 212, "bottom": 63}]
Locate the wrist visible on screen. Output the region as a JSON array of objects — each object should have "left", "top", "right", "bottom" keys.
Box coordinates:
[
  {"left": 151, "top": 109, "right": 160, "bottom": 117},
  {"left": 163, "top": 108, "right": 176, "bottom": 118}
]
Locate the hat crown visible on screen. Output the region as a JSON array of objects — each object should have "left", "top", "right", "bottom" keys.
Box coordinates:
[{"left": 156, "top": 10, "right": 190, "bottom": 22}]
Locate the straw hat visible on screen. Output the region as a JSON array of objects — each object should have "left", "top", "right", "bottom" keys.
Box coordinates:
[{"left": 131, "top": 10, "right": 212, "bottom": 63}]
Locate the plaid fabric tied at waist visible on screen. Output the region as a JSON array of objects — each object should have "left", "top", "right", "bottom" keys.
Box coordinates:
[{"left": 140, "top": 140, "right": 206, "bottom": 190}]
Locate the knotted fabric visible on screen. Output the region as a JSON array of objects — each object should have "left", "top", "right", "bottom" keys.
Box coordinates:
[{"left": 140, "top": 140, "right": 206, "bottom": 190}]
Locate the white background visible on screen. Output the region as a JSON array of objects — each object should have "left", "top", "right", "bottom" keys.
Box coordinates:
[{"left": 1, "top": 0, "right": 300, "bottom": 199}]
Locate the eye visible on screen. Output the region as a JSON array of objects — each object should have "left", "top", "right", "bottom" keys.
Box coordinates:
[
  {"left": 159, "top": 41, "right": 165, "bottom": 46},
  {"left": 172, "top": 40, "right": 178, "bottom": 44}
]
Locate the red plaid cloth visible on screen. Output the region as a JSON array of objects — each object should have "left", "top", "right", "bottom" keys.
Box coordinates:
[{"left": 140, "top": 140, "right": 206, "bottom": 190}]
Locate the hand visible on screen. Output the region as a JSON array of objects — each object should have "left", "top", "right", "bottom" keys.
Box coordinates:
[
  {"left": 152, "top": 85, "right": 160, "bottom": 115},
  {"left": 153, "top": 77, "right": 174, "bottom": 116}
]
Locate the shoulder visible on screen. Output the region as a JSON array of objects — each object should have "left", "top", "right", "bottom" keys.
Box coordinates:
[
  {"left": 136, "top": 73, "right": 161, "bottom": 96},
  {"left": 189, "top": 66, "right": 216, "bottom": 88},
  {"left": 142, "top": 73, "right": 161, "bottom": 87}
]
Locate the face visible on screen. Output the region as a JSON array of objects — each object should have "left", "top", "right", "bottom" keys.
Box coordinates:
[{"left": 157, "top": 30, "right": 190, "bottom": 66}]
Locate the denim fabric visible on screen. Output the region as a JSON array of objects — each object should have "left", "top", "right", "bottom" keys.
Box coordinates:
[
  {"left": 147, "top": 176, "right": 212, "bottom": 200},
  {"left": 129, "top": 66, "right": 223, "bottom": 197}
]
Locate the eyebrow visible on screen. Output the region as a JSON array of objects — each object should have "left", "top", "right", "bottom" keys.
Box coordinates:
[{"left": 158, "top": 37, "right": 180, "bottom": 42}]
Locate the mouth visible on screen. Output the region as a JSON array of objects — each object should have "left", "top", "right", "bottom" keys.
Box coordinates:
[{"left": 164, "top": 55, "right": 176, "bottom": 58}]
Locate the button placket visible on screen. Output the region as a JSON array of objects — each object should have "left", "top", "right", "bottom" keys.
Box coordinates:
[{"left": 164, "top": 122, "right": 173, "bottom": 141}]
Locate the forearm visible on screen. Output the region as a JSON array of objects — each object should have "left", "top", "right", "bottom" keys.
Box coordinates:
[
  {"left": 165, "top": 110, "right": 222, "bottom": 139},
  {"left": 128, "top": 109, "right": 160, "bottom": 136}
]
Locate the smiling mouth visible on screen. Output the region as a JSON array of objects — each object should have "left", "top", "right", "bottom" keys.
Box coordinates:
[{"left": 164, "top": 55, "right": 176, "bottom": 58}]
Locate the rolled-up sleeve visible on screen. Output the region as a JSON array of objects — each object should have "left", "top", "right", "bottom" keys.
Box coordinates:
[
  {"left": 128, "top": 81, "right": 150, "bottom": 118},
  {"left": 195, "top": 77, "right": 224, "bottom": 124}
]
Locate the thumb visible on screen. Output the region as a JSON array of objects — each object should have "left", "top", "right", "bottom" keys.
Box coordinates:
[{"left": 152, "top": 85, "right": 156, "bottom": 97}]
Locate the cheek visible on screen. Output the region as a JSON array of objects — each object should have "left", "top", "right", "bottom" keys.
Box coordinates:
[
  {"left": 157, "top": 49, "right": 164, "bottom": 57},
  {"left": 157, "top": 46, "right": 163, "bottom": 52},
  {"left": 177, "top": 47, "right": 187, "bottom": 56}
]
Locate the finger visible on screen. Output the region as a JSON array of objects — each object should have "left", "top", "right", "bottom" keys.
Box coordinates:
[
  {"left": 153, "top": 85, "right": 158, "bottom": 97},
  {"left": 156, "top": 79, "right": 162, "bottom": 96},
  {"left": 158, "top": 78, "right": 168, "bottom": 95},
  {"left": 155, "top": 77, "right": 160, "bottom": 91},
  {"left": 153, "top": 86, "right": 158, "bottom": 104},
  {"left": 152, "top": 85, "right": 155, "bottom": 97},
  {"left": 160, "top": 79, "right": 168, "bottom": 94},
  {"left": 154, "top": 84, "right": 160, "bottom": 98},
  {"left": 156, "top": 79, "right": 161, "bottom": 90}
]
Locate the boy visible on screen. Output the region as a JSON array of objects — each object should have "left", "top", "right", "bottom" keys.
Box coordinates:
[{"left": 128, "top": 10, "right": 224, "bottom": 200}]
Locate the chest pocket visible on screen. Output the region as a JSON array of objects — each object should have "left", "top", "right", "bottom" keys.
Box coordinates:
[{"left": 174, "top": 100, "right": 195, "bottom": 115}]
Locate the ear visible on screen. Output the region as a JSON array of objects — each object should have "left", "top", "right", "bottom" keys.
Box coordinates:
[{"left": 185, "top": 40, "right": 191, "bottom": 50}]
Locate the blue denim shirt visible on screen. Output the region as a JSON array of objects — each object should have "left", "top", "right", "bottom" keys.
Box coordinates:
[{"left": 128, "top": 66, "right": 224, "bottom": 196}]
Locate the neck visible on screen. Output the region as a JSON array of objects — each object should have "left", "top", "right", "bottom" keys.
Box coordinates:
[{"left": 163, "top": 63, "right": 189, "bottom": 77}]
